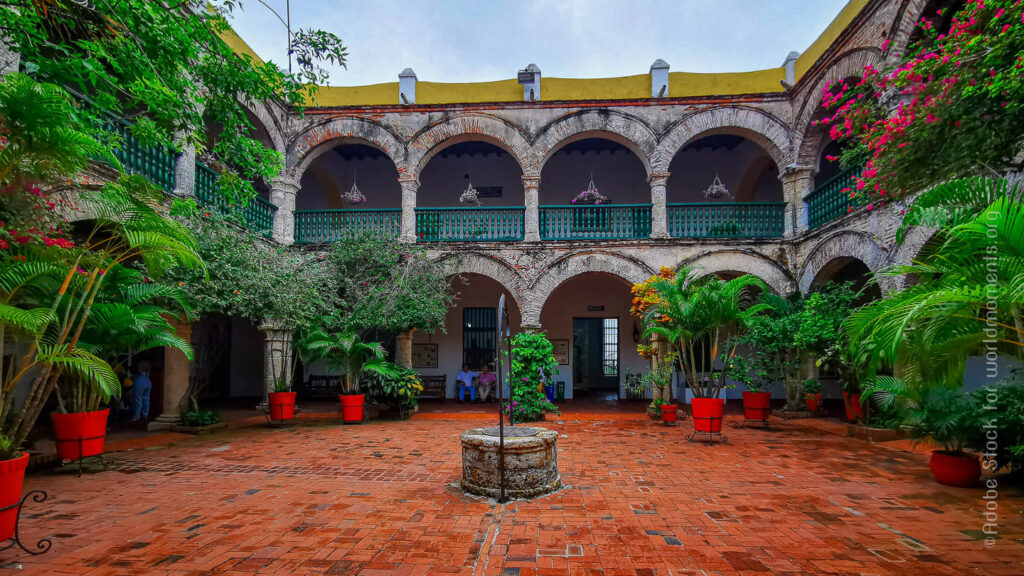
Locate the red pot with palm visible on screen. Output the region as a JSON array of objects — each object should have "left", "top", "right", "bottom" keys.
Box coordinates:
[
  {"left": 50, "top": 409, "right": 109, "bottom": 460},
  {"left": 741, "top": 391, "right": 771, "bottom": 421},
  {"left": 0, "top": 452, "right": 29, "bottom": 541},
  {"left": 691, "top": 398, "right": 725, "bottom": 432},
  {"left": 929, "top": 450, "right": 982, "bottom": 487},
  {"left": 340, "top": 394, "right": 365, "bottom": 424}
]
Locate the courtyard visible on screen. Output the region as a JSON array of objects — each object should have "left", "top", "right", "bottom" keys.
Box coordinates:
[{"left": 9, "top": 407, "right": 1023, "bottom": 576}]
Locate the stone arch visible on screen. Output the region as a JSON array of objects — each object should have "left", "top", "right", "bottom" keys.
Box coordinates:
[
  {"left": 407, "top": 114, "right": 533, "bottom": 178},
  {"left": 884, "top": 0, "right": 934, "bottom": 67},
  {"left": 793, "top": 48, "right": 883, "bottom": 166},
  {"left": 288, "top": 116, "right": 407, "bottom": 182},
  {"left": 241, "top": 99, "right": 287, "bottom": 158},
  {"left": 680, "top": 250, "right": 795, "bottom": 295},
  {"left": 798, "top": 230, "right": 895, "bottom": 293},
  {"left": 533, "top": 110, "right": 658, "bottom": 176},
  {"left": 436, "top": 252, "right": 527, "bottom": 316},
  {"left": 527, "top": 251, "right": 654, "bottom": 326},
  {"left": 655, "top": 106, "right": 792, "bottom": 172},
  {"left": 886, "top": 224, "right": 941, "bottom": 289}
]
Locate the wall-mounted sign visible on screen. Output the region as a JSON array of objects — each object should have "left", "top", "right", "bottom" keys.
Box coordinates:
[
  {"left": 517, "top": 71, "right": 536, "bottom": 84},
  {"left": 587, "top": 306, "right": 605, "bottom": 312}
]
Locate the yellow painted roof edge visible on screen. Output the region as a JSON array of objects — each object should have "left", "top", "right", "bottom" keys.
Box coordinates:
[{"left": 219, "top": 1, "right": 869, "bottom": 107}]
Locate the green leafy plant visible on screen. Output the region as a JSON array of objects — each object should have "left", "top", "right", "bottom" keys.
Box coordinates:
[
  {"left": 971, "top": 375, "right": 1024, "bottom": 475},
  {"left": 909, "top": 388, "right": 982, "bottom": 455},
  {"left": 624, "top": 367, "right": 645, "bottom": 398},
  {"left": 364, "top": 365, "right": 424, "bottom": 416},
  {"left": 641, "top": 351, "right": 678, "bottom": 409},
  {"left": 180, "top": 410, "right": 222, "bottom": 427},
  {"left": 301, "top": 330, "right": 399, "bottom": 395},
  {"left": 503, "top": 331, "right": 559, "bottom": 423},
  {"left": 722, "top": 354, "right": 765, "bottom": 392},
  {"left": 802, "top": 379, "right": 822, "bottom": 395}
]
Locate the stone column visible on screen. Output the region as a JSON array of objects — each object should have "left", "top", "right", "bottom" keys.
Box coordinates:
[
  {"left": 259, "top": 320, "right": 293, "bottom": 401},
  {"left": 269, "top": 177, "right": 299, "bottom": 245},
  {"left": 173, "top": 139, "right": 196, "bottom": 199},
  {"left": 523, "top": 176, "right": 541, "bottom": 242},
  {"left": 148, "top": 318, "right": 193, "bottom": 431},
  {"left": 648, "top": 171, "right": 670, "bottom": 239},
  {"left": 396, "top": 330, "right": 414, "bottom": 368},
  {"left": 399, "top": 177, "right": 419, "bottom": 243},
  {"left": 779, "top": 167, "right": 815, "bottom": 237}
]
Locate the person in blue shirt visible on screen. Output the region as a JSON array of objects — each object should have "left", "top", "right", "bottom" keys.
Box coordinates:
[
  {"left": 131, "top": 361, "right": 153, "bottom": 422},
  {"left": 456, "top": 364, "right": 477, "bottom": 403}
]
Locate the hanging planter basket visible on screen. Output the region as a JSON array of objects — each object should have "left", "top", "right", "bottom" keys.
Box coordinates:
[{"left": 571, "top": 177, "right": 608, "bottom": 205}]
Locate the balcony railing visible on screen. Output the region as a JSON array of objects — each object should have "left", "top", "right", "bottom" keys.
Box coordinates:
[
  {"left": 416, "top": 207, "right": 525, "bottom": 242},
  {"left": 107, "top": 121, "right": 177, "bottom": 192},
  {"left": 539, "top": 204, "right": 651, "bottom": 240},
  {"left": 195, "top": 162, "right": 277, "bottom": 236},
  {"left": 294, "top": 209, "right": 401, "bottom": 244},
  {"left": 667, "top": 202, "right": 785, "bottom": 238},
  {"left": 806, "top": 165, "right": 861, "bottom": 230}
]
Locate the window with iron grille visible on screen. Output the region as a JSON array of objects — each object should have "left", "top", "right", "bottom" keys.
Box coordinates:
[
  {"left": 463, "top": 307, "right": 496, "bottom": 370},
  {"left": 602, "top": 318, "right": 619, "bottom": 376}
]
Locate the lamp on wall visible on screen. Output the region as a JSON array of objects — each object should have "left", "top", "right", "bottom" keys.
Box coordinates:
[{"left": 632, "top": 320, "right": 641, "bottom": 343}]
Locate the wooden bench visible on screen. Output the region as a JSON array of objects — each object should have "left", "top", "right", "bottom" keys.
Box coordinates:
[
  {"left": 300, "top": 375, "right": 341, "bottom": 399},
  {"left": 419, "top": 375, "right": 447, "bottom": 399}
]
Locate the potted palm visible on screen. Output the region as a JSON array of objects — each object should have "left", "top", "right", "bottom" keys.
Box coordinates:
[
  {"left": 802, "top": 379, "right": 823, "bottom": 412},
  {"left": 303, "top": 331, "right": 399, "bottom": 424},
  {"left": 641, "top": 352, "right": 677, "bottom": 424},
  {"left": 644, "top": 267, "right": 771, "bottom": 437},
  {"left": 912, "top": 388, "right": 983, "bottom": 487}
]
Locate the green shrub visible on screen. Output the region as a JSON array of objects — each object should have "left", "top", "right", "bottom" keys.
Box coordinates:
[
  {"left": 971, "top": 375, "right": 1024, "bottom": 474},
  {"left": 364, "top": 365, "right": 423, "bottom": 413},
  {"left": 181, "top": 410, "right": 221, "bottom": 427},
  {"left": 504, "top": 331, "right": 559, "bottom": 423}
]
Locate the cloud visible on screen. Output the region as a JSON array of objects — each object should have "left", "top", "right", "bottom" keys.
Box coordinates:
[{"left": 229, "top": 0, "right": 847, "bottom": 85}]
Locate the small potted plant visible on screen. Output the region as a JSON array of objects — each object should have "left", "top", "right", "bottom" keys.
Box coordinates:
[
  {"left": 726, "top": 355, "right": 771, "bottom": 424},
  {"left": 911, "top": 388, "right": 983, "bottom": 487},
  {"left": 0, "top": 436, "right": 28, "bottom": 542},
  {"left": 624, "top": 368, "right": 645, "bottom": 401},
  {"left": 802, "top": 379, "right": 823, "bottom": 412},
  {"left": 642, "top": 352, "right": 677, "bottom": 424}
]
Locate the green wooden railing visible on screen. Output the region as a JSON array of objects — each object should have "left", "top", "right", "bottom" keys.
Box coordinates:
[
  {"left": 667, "top": 202, "right": 785, "bottom": 238},
  {"left": 806, "top": 165, "right": 862, "bottom": 229},
  {"left": 294, "top": 209, "right": 401, "bottom": 244},
  {"left": 416, "top": 207, "right": 524, "bottom": 242},
  {"left": 107, "top": 120, "right": 177, "bottom": 192},
  {"left": 195, "top": 162, "right": 277, "bottom": 236},
  {"left": 539, "top": 204, "right": 651, "bottom": 240}
]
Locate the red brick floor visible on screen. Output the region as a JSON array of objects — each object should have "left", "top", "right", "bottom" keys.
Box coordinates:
[{"left": 4, "top": 410, "right": 1023, "bottom": 575}]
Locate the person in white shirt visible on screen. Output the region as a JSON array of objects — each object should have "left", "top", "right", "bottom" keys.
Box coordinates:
[{"left": 456, "top": 364, "right": 477, "bottom": 403}]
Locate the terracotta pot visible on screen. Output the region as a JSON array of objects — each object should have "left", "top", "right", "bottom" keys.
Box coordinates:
[
  {"left": 0, "top": 452, "right": 29, "bottom": 541},
  {"left": 929, "top": 450, "right": 981, "bottom": 488},
  {"left": 660, "top": 404, "right": 678, "bottom": 423},
  {"left": 51, "top": 409, "right": 109, "bottom": 461},
  {"left": 843, "top": 392, "right": 864, "bottom": 422},
  {"left": 339, "top": 394, "right": 365, "bottom": 424},
  {"left": 267, "top": 391, "right": 297, "bottom": 421},
  {"left": 691, "top": 398, "right": 725, "bottom": 433},
  {"left": 741, "top": 391, "right": 771, "bottom": 421},
  {"left": 805, "top": 393, "right": 822, "bottom": 412}
]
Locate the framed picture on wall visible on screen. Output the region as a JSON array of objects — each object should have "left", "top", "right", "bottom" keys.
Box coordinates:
[
  {"left": 411, "top": 343, "right": 438, "bottom": 368},
  {"left": 551, "top": 339, "right": 569, "bottom": 365}
]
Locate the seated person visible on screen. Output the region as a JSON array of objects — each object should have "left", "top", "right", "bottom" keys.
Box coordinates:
[
  {"left": 477, "top": 365, "right": 497, "bottom": 402},
  {"left": 456, "top": 364, "right": 477, "bottom": 403}
]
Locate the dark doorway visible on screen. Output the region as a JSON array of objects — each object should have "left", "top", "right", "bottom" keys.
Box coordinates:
[{"left": 572, "top": 317, "right": 620, "bottom": 395}]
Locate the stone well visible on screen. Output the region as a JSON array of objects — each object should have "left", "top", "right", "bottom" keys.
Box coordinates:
[{"left": 460, "top": 426, "right": 561, "bottom": 499}]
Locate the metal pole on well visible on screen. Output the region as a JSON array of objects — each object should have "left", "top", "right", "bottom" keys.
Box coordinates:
[{"left": 496, "top": 294, "right": 508, "bottom": 503}]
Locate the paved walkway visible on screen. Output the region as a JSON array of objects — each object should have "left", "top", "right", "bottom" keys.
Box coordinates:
[{"left": 4, "top": 410, "right": 1023, "bottom": 575}]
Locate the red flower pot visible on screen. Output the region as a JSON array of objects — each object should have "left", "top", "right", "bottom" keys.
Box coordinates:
[
  {"left": 929, "top": 450, "right": 981, "bottom": 488},
  {"left": 843, "top": 392, "right": 864, "bottom": 422},
  {"left": 691, "top": 398, "right": 725, "bottom": 433},
  {"left": 339, "top": 394, "right": 365, "bottom": 424},
  {"left": 267, "top": 391, "right": 297, "bottom": 421},
  {"left": 0, "top": 452, "right": 29, "bottom": 541},
  {"left": 742, "top": 391, "right": 771, "bottom": 421},
  {"left": 51, "top": 409, "right": 109, "bottom": 461},
  {"left": 805, "top": 393, "right": 822, "bottom": 412},
  {"left": 660, "top": 404, "right": 678, "bottom": 423}
]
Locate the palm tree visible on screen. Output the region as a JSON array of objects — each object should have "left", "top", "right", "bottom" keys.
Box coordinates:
[
  {"left": 644, "top": 267, "right": 772, "bottom": 399},
  {"left": 847, "top": 177, "right": 1024, "bottom": 412}
]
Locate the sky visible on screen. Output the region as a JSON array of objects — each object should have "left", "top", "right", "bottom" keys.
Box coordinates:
[{"left": 226, "top": 1, "right": 848, "bottom": 86}]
